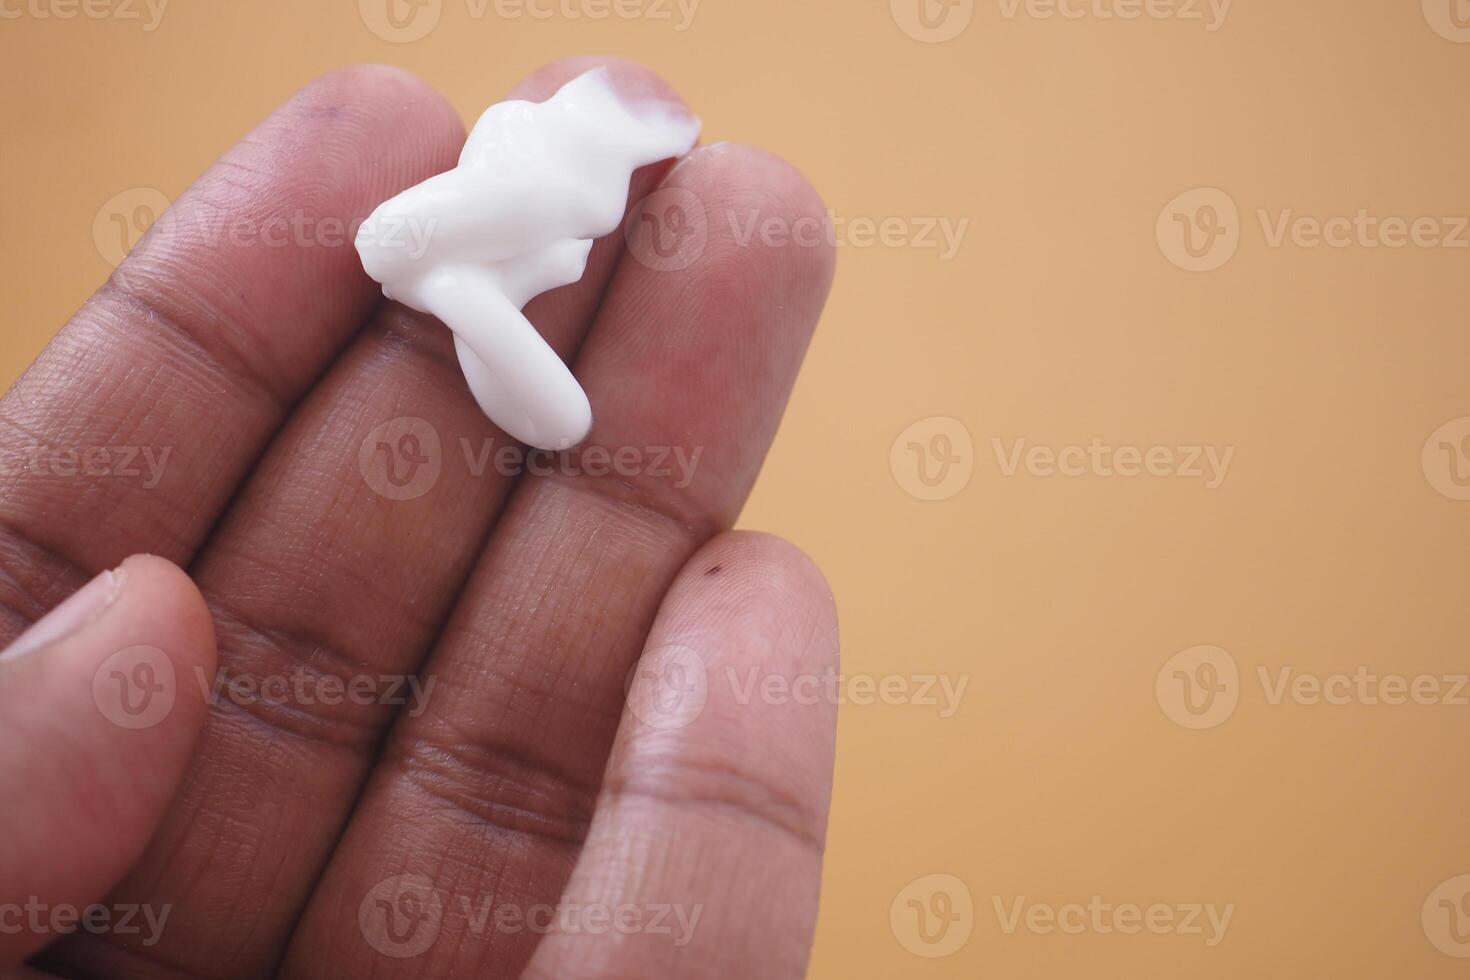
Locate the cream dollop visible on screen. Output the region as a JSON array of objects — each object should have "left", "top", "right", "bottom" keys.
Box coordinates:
[{"left": 355, "top": 69, "right": 700, "bottom": 450}]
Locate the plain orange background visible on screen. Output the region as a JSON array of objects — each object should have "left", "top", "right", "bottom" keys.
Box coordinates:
[{"left": 5, "top": 0, "right": 1470, "bottom": 976}]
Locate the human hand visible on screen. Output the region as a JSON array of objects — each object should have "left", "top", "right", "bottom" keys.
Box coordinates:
[{"left": 0, "top": 57, "right": 837, "bottom": 979}]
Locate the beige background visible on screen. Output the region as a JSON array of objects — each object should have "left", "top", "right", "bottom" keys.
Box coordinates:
[{"left": 5, "top": 0, "right": 1470, "bottom": 975}]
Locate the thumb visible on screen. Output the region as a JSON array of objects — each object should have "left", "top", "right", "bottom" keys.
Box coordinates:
[{"left": 0, "top": 555, "right": 216, "bottom": 967}]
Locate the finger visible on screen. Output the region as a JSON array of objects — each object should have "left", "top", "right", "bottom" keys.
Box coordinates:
[
  {"left": 0, "top": 64, "right": 463, "bottom": 633},
  {"left": 0, "top": 556, "right": 216, "bottom": 967},
  {"left": 42, "top": 59, "right": 691, "bottom": 980},
  {"left": 284, "top": 143, "right": 835, "bottom": 979},
  {"left": 523, "top": 532, "right": 838, "bottom": 980}
]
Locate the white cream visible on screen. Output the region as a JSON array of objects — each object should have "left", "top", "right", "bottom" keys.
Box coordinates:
[{"left": 355, "top": 69, "right": 700, "bottom": 450}]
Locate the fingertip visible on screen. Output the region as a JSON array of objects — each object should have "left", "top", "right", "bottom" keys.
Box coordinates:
[
  {"left": 694, "top": 530, "right": 837, "bottom": 612},
  {"left": 677, "top": 531, "right": 840, "bottom": 676},
  {"left": 512, "top": 55, "right": 691, "bottom": 117},
  {"left": 614, "top": 141, "right": 835, "bottom": 394},
  {"left": 113, "top": 553, "right": 218, "bottom": 696},
  {"left": 305, "top": 62, "right": 466, "bottom": 145},
  {"left": 676, "top": 141, "right": 838, "bottom": 299}
]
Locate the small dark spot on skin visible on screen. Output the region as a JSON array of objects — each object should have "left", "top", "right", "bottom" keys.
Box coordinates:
[{"left": 704, "top": 564, "right": 723, "bottom": 576}]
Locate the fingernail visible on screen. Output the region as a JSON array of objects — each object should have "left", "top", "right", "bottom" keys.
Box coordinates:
[{"left": 0, "top": 567, "right": 124, "bottom": 663}]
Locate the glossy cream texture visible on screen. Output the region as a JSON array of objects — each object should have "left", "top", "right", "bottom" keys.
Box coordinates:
[{"left": 355, "top": 69, "right": 700, "bottom": 450}]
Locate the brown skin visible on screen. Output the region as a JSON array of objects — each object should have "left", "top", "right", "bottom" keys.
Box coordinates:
[{"left": 0, "top": 58, "right": 838, "bottom": 979}]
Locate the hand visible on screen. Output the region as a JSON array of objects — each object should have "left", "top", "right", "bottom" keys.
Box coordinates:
[{"left": 0, "top": 57, "right": 836, "bottom": 979}]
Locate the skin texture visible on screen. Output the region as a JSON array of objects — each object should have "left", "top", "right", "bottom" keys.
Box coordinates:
[{"left": 0, "top": 58, "right": 838, "bottom": 979}]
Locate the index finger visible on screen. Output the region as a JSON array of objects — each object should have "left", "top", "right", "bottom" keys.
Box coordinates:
[{"left": 0, "top": 64, "right": 464, "bottom": 636}]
